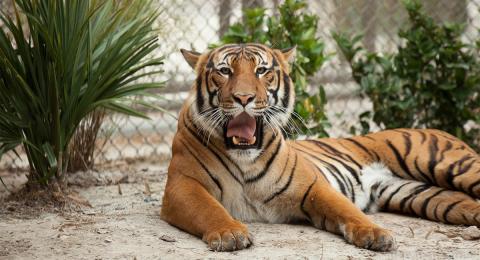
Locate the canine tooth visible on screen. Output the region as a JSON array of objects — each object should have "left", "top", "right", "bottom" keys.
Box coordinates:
[
  {"left": 232, "top": 136, "right": 240, "bottom": 145},
  {"left": 248, "top": 136, "right": 256, "bottom": 145}
]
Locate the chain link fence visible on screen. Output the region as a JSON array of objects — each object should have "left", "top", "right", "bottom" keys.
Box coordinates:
[{"left": 2, "top": 0, "right": 480, "bottom": 171}]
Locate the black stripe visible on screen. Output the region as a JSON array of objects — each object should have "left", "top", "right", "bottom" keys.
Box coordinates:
[
  {"left": 453, "top": 156, "right": 475, "bottom": 179},
  {"left": 310, "top": 140, "right": 363, "bottom": 170},
  {"left": 364, "top": 183, "right": 380, "bottom": 212},
  {"left": 223, "top": 51, "right": 241, "bottom": 63},
  {"left": 281, "top": 72, "right": 290, "bottom": 107},
  {"left": 372, "top": 150, "right": 381, "bottom": 161},
  {"left": 255, "top": 133, "right": 277, "bottom": 163},
  {"left": 316, "top": 167, "right": 331, "bottom": 184},
  {"left": 245, "top": 139, "right": 282, "bottom": 183},
  {"left": 381, "top": 182, "right": 411, "bottom": 210},
  {"left": 248, "top": 43, "right": 267, "bottom": 51},
  {"left": 398, "top": 184, "right": 430, "bottom": 211},
  {"left": 378, "top": 185, "right": 390, "bottom": 198},
  {"left": 436, "top": 141, "right": 454, "bottom": 187},
  {"left": 274, "top": 149, "right": 290, "bottom": 184},
  {"left": 323, "top": 166, "right": 347, "bottom": 196},
  {"left": 418, "top": 130, "right": 427, "bottom": 144},
  {"left": 414, "top": 158, "right": 433, "bottom": 183},
  {"left": 204, "top": 70, "right": 218, "bottom": 108},
  {"left": 243, "top": 196, "right": 260, "bottom": 215},
  {"left": 436, "top": 132, "right": 458, "bottom": 142},
  {"left": 344, "top": 138, "right": 378, "bottom": 161},
  {"left": 320, "top": 215, "right": 327, "bottom": 230},
  {"left": 444, "top": 163, "right": 457, "bottom": 189},
  {"left": 386, "top": 140, "right": 416, "bottom": 179},
  {"left": 264, "top": 154, "right": 297, "bottom": 203},
  {"left": 428, "top": 135, "right": 439, "bottom": 184},
  {"left": 402, "top": 132, "right": 412, "bottom": 157},
  {"left": 181, "top": 141, "right": 223, "bottom": 198},
  {"left": 344, "top": 170, "right": 356, "bottom": 202},
  {"left": 419, "top": 189, "right": 444, "bottom": 218},
  {"left": 270, "top": 70, "right": 281, "bottom": 104},
  {"left": 468, "top": 179, "right": 480, "bottom": 195},
  {"left": 272, "top": 56, "right": 279, "bottom": 67},
  {"left": 436, "top": 141, "right": 453, "bottom": 167},
  {"left": 300, "top": 176, "right": 318, "bottom": 222},
  {"left": 433, "top": 203, "right": 440, "bottom": 221},
  {"left": 248, "top": 50, "right": 269, "bottom": 67},
  {"left": 184, "top": 113, "right": 209, "bottom": 146},
  {"left": 215, "top": 44, "right": 240, "bottom": 53},
  {"left": 195, "top": 75, "right": 204, "bottom": 112},
  {"left": 443, "top": 200, "right": 463, "bottom": 224},
  {"left": 206, "top": 56, "right": 214, "bottom": 68}
]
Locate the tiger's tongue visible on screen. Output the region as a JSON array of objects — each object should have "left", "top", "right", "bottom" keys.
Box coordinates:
[{"left": 226, "top": 112, "right": 256, "bottom": 141}]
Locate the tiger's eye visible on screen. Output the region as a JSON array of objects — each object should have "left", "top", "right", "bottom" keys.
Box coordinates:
[
  {"left": 219, "top": 67, "right": 231, "bottom": 75},
  {"left": 256, "top": 67, "right": 267, "bottom": 75}
]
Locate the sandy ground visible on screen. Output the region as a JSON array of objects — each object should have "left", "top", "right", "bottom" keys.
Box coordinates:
[{"left": 1, "top": 161, "right": 480, "bottom": 260}]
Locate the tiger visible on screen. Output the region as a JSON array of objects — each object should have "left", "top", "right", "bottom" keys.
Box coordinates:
[{"left": 160, "top": 43, "right": 480, "bottom": 252}]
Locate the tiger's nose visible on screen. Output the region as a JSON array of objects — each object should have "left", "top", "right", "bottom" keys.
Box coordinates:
[{"left": 233, "top": 92, "right": 256, "bottom": 107}]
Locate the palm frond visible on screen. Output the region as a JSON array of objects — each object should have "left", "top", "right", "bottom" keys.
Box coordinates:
[{"left": 0, "top": 0, "right": 164, "bottom": 185}]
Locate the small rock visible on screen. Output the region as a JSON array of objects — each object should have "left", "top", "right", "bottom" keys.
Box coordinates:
[
  {"left": 452, "top": 238, "right": 462, "bottom": 243},
  {"left": 82, "top": 210, "right": 97, "bottom": 215},
  {"left": 96, "top": 229, "right": 109, "bottom": 234},
  {"left": 160, "top": 235, "right": 176, "bottom": 242},
  {"left": 57, "top": 234, "right": 70, "bottom": 240},
  {"left": 461, "top": 226, "right": 480, "bottom": 240},
  {"left": 143, "top": 197, "right": 159, "bottom": 203},
  {"left": 104, "top": 239, "right": 112, "bottom": 243}
]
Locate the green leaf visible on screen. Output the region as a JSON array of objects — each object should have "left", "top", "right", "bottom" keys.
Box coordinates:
[{"left": 42, "top": 143, "right": 57, "bottom": 170}]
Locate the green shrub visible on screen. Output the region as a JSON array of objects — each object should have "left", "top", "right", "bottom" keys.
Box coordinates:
[
  {"left": 216, "top": 0, "right": 330, "bottom": 137},
  {"left": 334, "top": 0, "right": 480, "bottom": 149},
  {"left": 0, "top": 0, "right": 164, "bottom": 187}
]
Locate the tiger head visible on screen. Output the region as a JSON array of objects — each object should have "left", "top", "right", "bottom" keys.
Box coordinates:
[{"left": 181, "top": 43, "right": 296, "bottom": 159}]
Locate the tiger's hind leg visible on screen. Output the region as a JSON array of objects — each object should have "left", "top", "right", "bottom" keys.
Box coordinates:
[
  {"left": 416, "top": 130, "right": 480, "bottom": 199},
  {"left": 356, "top": 129, "right": 480, "bottom": 199},
  {"left": 376, "top": 178, "right": 480, "bottom": 226}
]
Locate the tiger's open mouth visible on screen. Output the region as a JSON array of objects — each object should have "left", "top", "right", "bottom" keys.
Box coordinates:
[{"left": 224, "top": 112, "right": 263, "bottom": 149}]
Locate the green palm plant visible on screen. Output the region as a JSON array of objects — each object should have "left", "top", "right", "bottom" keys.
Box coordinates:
[{"left": 0, "top": 0, "right": 164, "bottom": 188}]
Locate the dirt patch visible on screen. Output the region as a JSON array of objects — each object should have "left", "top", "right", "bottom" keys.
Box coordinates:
[{"left": 1, "top": 162, "right": 480, "bottom": 259}]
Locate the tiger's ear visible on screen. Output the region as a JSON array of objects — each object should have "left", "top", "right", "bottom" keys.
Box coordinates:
[
  {"left": 180, "top": 49, "right": 201, "bottom": 69},
  {"left": 280, "top": 46, "right": 296, "bottom": 63}
]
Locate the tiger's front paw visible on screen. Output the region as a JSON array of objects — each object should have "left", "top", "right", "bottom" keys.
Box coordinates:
[
  {"left": 343, "top": 224, "right": 396, "bottom": 251},
  {"left": 202, "top": 221, "right": 253, "bottom": 251}
]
